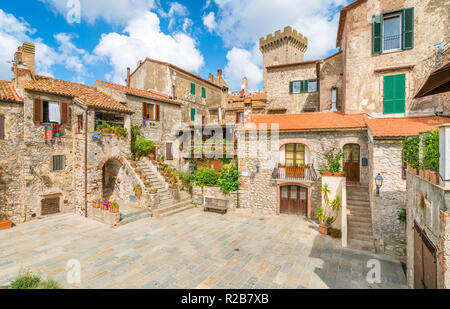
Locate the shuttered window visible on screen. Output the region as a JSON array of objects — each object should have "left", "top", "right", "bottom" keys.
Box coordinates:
[
  {"left": 190, "top": 108, "right": 196, "bottom": 121},
  {"left": 190, "top": 83, "right": 196, "bottom": 95},
  {"left": 166, "top": 142, "right": 173, "bottom": 160},
  {"left": 202, "top": 87, "right": 206, "bottom": 98},
  {"left": 33, "top": 99, "right": 69, "bottom": 125},
  {"left": 142, "top": 103, "right": 160, "bottom": 121},
  {"left": 383, "top": 74, "right": 406, "bottom": 114},
  {"left": 52, "top": 155, "right": 64, "bottom": 171},
  {"left": 0, "top": 115, "right": 4, "bottom": 140},
  {"left": 290, "top": 79, "right": 316, "bottom": 94},
  {"left": 372, "top": 8, "right": 414, "bottom": 54}
]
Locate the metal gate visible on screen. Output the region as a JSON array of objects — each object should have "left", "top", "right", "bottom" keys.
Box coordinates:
[{"left": 414, "top": 222, "right": 437, "bottom": 289}]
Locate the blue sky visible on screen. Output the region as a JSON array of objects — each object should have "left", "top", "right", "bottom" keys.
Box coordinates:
[{"left": 0, "top": 0, "right": 351, "bottom": 91}]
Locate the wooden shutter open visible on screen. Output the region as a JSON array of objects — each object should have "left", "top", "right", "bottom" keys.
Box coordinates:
[
  {"left": 155, "top": 104, "right": 160, "bottom": 121},
  {"left": 33, "top": 98, "right": 43, "bottom": 123},
  {"left": 289, "top": 81, "right": 293, "bottom": 94},
  {"left": 402, "top": 8, "right": 414, "bottom": 50},
  {"left": 166, "top": 142, "right": 173, "bottom": 160},
  {"left": 142, "top": 103, "right": 146, "bottom": 119},
  {"left": 148, "top": 103, "right": 154, "bottom": 120},
  {"left": 61, "top": 102, "right": 70, "bottom": 125},
  {"left": 0, "top": 115, "right": 5, "bottom": 140},
  {"left": 372, "top": 14, "right": 383, "bottom": 54}
]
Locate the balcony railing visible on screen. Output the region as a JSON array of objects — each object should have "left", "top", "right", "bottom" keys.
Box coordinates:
[
  {"left": 383, "top": 34, "right": 401, "bottom": 51},
  {"left": 272, "top": 164, "right": 318, "bottom": 182}
]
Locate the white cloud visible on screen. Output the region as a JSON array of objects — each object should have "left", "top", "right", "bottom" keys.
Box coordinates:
[
  {"left": 94, "top": 11, "right": 205, "bottom": 84},
  {"left": 211, "top": 0, "right": 351, "bottom": 89},
  {"left": 224, "top": 46, "right": 262, "bottom": 92},
  {"left": 39, "top": 0, "right": 156, "bottom": 25},
  {"left": 202, "top": 12, "right": 217, "bottom": 33}
]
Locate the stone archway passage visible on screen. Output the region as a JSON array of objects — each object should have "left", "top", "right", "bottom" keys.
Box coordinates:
[
  {"left": 280, "top": 185, "right": 308, "bottom": 216},
  {"left": 102, "top": 159, "right": 122, "bottom": 200}
]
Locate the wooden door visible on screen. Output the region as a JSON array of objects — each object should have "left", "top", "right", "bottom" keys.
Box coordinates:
[
  {"left": 414, "top": 222, "right": 437, "bottom": 289},
  {"left": 343, "top": 144, "right": 360, "bottom": 182},
  {"left": 280, "top": 186, "right": 307, "bottom": 216},
  {"left": 414, "top": 224, "right": 424, "bottom": 289}
]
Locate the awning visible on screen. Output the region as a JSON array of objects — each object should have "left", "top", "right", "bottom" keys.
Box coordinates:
[{"left": 414, "top": 61, "right": 450, "bottom": 98}]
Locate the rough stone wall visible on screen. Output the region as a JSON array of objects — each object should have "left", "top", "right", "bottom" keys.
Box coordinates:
[
  {"left": 192, "top": 185, "right": 238, "bottom": 210},
  {"left": 265, "top": 63, "right": 319, "bottom": 113},
  {"left": 405, "top": 171, "right": 450, "bottom": 288},
  {"left": 0, "top": 101, "right": 24, "bottom": 225},
  {"left": 319, "top": 52, "right": 343, "bottom": 111},
  {"left": 21, "top": 91, "right": 75, "bottom": 221},
  {"left": 369, "top": 139, "right": 406, "bottom": 258},
  {"left": 341, "top": 0, "right": 450, "bottom": 116},
  {"left": 237, "top": 129, "right": 369, "bottom": 214}
]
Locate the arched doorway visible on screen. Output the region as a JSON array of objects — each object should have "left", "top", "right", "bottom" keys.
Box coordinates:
[
  {"left": 102, "top": 159, "right": 122, "bottom": 200},
  {"left": 343, "top": 144, "right": 360, "bottom": 182},
  {"left": 280, "top": 185, "right": 308, "bottom": 216}
]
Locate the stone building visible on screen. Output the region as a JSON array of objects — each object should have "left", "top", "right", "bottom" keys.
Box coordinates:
[
  {"left": 236, "top": 0, "right": 450, "bottom": 259},
  {"left": 128, "top": 58, "right": 229, "bottom": 125}
]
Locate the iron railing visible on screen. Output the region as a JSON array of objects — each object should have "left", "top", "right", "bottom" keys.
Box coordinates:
[
  {"left": 384, "top": 34, "right": 401, "bottom": 51},
  {"left": 272, "top": 164, "right": 318, "bottom": 182}
]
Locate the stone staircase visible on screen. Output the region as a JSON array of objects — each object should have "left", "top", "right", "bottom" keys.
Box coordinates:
[
  {"left": 135, "top": 160, "right": 194, "bottom": 217},
  {"left": 119, "top": 201, "right": 152, "bottom": 226},
  {"left": 346, "top": 183, "right": 375, "bottom": 251}
]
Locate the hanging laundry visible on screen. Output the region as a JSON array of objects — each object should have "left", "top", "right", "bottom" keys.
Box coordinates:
[
  {"left": 43, "top": 123, "right": 53, "bottom": 144},
  {"left": 48, "top": 102, "right": 61, "bottom": 124},
  {"left": 52, "top": 123, "right": 61, "bottom": 142}
]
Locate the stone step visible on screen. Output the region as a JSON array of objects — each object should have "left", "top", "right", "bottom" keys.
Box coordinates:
[
  {"left": 348, "top": 226, "right": 373, "bottom": 236},
  {"left": 120, "top": 210, "right": 152, "bottom": 226},
  {"left": 347, "top": 211, "right": 371, "bottom": 219},
  {"left": 153, "top": 199, "right": 193, "bottom": 217},
  {"left": 159, "top": 204, "right": 195, "bottom": 218},
  {"left": 348, "top": 233, "right": 374, "bottom": 242},
  {"left": 346, "top": 185, "right": 369, "bottom": 191},
  {"left": 348, "top": 238, "right": 375, "bottom": 250},
  {"left": 347, "top": 198, "right": 370, "bottom": 206},
  {"left": 348, "top": 215, "right": 372, "bottom": 223},
  {"left": 348, "top": 221, "right": 372, "bottom": 229}
]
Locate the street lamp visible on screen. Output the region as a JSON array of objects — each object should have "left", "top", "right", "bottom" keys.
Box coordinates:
[
  {"left": 375, "top": 173, "right": 384, "bottom": 196},
  {"left": 253, "top": 158, "right": 260, "bottom": 173}
]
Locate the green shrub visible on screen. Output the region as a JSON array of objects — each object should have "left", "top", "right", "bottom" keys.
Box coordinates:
[
  {"left": 421, "top": 130, "right": 439, "bottom": 172},
  {"left": 193, "top": 168, "right": 220, "bottom": 187},
  {"left": 130, "top": 125, "right": 142, "bottom": 159},
  {"left": 402, "top": 135, "right": 420, "bottom": 169},
  {"left": 218, "top": 162, "right": 240, "bottom": 193},
  {"left": 9, "top": 271, "right": 41, "bottom": 289},
  {"left": 323, "top": 149, "right": 344, "bottom": 174},
  {"left": 398, "top": 208, "right": 406, "bottom": 223},
  {"left": 135, "top": 137, "right": 155, "bottom": 158},
  {"left": 38, "top": 278, "right": 63, "bottom": 289}
]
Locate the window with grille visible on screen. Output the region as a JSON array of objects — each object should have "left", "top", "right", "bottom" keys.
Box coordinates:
[{"left": 52, "top": 155, "right": 64, "bottom": 171}]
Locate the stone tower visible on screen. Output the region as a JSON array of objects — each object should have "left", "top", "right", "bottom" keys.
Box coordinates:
[{"left": 259, "top": 26, "right": 308, "bottom": 91}]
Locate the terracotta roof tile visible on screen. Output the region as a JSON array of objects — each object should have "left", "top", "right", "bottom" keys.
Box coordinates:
[
  {"left": 365, "top": 116, "right": 450, "bottom": 138},
  {"left": 95, "top": 80, "right": 182, "bottom": 105},
  {"left": 239, "top": 112, "right": 366, "bottom": 131},
  {"left": 0, "top": 80, "right": 23, "bottom": 103},
  {"left": 23, "top": 76, "right": 132, "bottom": 113}
]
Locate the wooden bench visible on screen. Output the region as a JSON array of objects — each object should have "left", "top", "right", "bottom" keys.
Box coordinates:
[{"left": 203, "top": 197, "right": 229, "bottom": 214}]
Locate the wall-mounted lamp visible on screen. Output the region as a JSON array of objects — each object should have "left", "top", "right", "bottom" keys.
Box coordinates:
[
  {"left": 29, "top": 156, "right": 39, "bottom": 174},
  {"left": 375, "top": 173, "right": 384, "bottom": 196}
]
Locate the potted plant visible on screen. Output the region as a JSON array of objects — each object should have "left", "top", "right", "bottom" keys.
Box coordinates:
[
  {"left": 320, "top": 149, "right": 345, "bottom": 177},
  {"left": 149, "top": 188, "right": 158, "bottom": 194},
  {"left": 101, "top": 200, "right": 111, "bottom": 211},
  {"left": 315, "top": 207, "right": 329, "bottom": 235},
  {"left": 92, "top": 201, "right": 100, "bottom": 209},
  {"left": 430, "top": 170, "right": 440, "bottom": 185},
  {"left": 0, "top": 206, "right": 12, "bottom": 231},
  {"left": 328, "top": 228, "right": 342, "bottom": 238},
  {"left": 135, "top": 168, "right": 143, "bottom": 174},
  {"left": 109, "top": 202, "right": 119, "bottom": 213},
  {"left": 130, "top": 161, "right": 137, "bottom": 168},
  {"left": 144, "top": 181, "right": 151, "bottom": 187},
  {"left": 134, "top": 185, "right": 143, "bottom": 199}
]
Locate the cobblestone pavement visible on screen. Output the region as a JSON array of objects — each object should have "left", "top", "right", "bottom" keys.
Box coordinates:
[{"left": 0, "top": 208, "right": 407, "bottom": 289}]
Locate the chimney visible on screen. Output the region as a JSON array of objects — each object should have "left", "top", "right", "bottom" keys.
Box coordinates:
[
  {"left": 208, "top": 73, "right": 214, "bottom": 81},
  {"left": 21, "top": 42, "right": 35, "bottom": 75},
  {"left": 243, "top": 108, "right": 252, "bottom": 124},
  {"left": 217, "top": 68, "right": 222, "bottom": 77},
  {"left": 126, "top": 67, "right": 131, "bottom": 88},
  {"left": 241, "top": 76, "right": 248, "bottom": 96}
]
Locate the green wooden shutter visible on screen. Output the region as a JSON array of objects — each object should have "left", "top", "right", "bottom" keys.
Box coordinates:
[
  {"left": 289, "top": 81, "right": 293, "bottom": 94},
  {"left": 402, "top": 8, "right": 414, "bottom": 50},
  {"left": 383, "top": 74, "right": 405, "bottom": 114},
  {"left": 190, "top": 83, "right": 195, "bottom": 95},
  {"left": 202, "top": 87, "right": 206, "bottom": 98},
  {"left": 372, "top": 14, "right": 383, "bottom": 54},
  {"left": 190, "top": 108, "right": 196, "bottom": 121},
  {"left": 302, "top": 80, "right": 309, "bottom": 92}
]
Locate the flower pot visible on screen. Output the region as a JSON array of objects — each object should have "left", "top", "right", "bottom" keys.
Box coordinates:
[
  {"left": 321, "top": 172, "right": 332, "bottom": 177},
  {"left": 109, "top": 205, "right": 119, "bottom": 213},
  {"left": 430, "top": 171, "right": 440, "bottom": 185},
  {"left": 0, "top": 219, "right": 12, "bottom": 230},
  {"left": 424, "top": 170, "right": 431, "bottom": 182},
  {"left": 135, "top": 168, "right": 143, "bottom": 174},
  {"left": 144, "top": 181, "right": 151, "bottom": 187},
  {"left": 419, "top": 169, "right": 424, "bottom": 179},
  {"left": 140, "top": 175, "right": 146, "bottom": 180},
  {"left": 130, "top": 162, "right": 137, "bottom": 168},
  {"left": 319, "top": 224, "right": 329, "bottom": 235},
  {"left": 93, "top": 201, "right": 100, "bottom": 209}
]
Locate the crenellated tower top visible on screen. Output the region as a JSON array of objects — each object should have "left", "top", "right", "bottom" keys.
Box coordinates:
[{"left": 259, "top": 26, "right": 308, "bottom": 54}]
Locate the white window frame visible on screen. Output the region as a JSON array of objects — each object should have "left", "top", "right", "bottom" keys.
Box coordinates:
[{"left": 382, "top": 13, "right": 402, "bottom": 53}]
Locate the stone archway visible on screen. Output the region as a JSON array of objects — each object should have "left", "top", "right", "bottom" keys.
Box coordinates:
[{"left": 97, "top": 156, "right": 125, "bottom": 201}]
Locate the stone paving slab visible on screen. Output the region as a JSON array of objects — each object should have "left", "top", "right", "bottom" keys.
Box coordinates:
[{"left": 0, "top": 208, "right": 407, "bottom": 289}]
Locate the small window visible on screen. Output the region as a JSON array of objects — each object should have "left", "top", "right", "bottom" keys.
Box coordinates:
[
  {"left": 190, "top": 83, "right": 196, "bottom": 95},
  {"left": 292, "top": 81, "right": 301, "bottom": 93},
  {"left": 201, "top": 87, "right": 206, "bottom": 98},
  {"left": 308, "top": 80, "right": 317, "bottom": 92},
  {"left": 43, "top": 101, "right": 61, "bottom": 124},
  {"left": 383, "top": 14, "right": 402, "bottom": 52},
  {"left": 52, "top": 155, "right": 64, "bottom": 171},
  {"left": 290, "top": 79, "right": 317, "bottom": 94},
  {"left": 77, "top": 114, "right": 84, "bottom": 133}
]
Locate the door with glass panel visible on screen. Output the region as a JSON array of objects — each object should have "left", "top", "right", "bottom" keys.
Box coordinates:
[
  {"left": 280, "top": 185, "right": 307, "bottom": 216},
  {"left": 343, "top": 144, "right": 360, "bottom": 182},
  {"left": 283, "top": 144, "right": 306, "bottom": 178}
]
